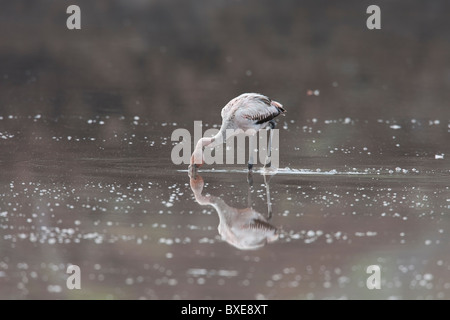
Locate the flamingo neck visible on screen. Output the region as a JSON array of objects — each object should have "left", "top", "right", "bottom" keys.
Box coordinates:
[{"left": 191, "top": 124, "right": 228, "bottom": 165}]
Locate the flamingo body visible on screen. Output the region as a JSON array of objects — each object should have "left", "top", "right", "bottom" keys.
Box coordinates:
[
  {"left": 221, "top": 93, "right": 286, "bottom": 131},
  {"left": 190, "top": 93, "right": 285, "bottom": 168}
]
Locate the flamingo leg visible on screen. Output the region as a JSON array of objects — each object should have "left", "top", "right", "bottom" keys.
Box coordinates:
[
  {"left": 248, "top": 135, "right": 254, "bottom": 171},
  {"left": 264, "top": 121, "right": 275, "bottom": 168}
]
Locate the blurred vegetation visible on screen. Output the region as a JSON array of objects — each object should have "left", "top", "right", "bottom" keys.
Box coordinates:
[{"left": 0, "top": 0, "right": 449, "bottom": 122}]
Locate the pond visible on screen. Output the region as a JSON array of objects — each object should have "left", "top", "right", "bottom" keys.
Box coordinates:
[
  {"left": 1, "top": 114, "right": 448, "bottom": 299},
  {"left": 1, "top": 0, "right": 449, "bottom": 301}
]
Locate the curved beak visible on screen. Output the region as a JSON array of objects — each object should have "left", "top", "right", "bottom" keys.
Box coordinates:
[
  {"left": 188, "top": 163, "right": 200, "bottom": 170},
  {"left": 188, "top": 163, "right": 199, "bottom": 178}
]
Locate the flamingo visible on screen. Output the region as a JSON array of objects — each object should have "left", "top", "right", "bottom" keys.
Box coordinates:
[{"left": 188, "top": 93, "right": 285, "bottom": 172}]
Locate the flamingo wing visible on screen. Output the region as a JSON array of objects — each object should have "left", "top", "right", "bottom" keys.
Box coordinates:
[{"left": 234, "top": 94, "right": 286, "bottom": 125}]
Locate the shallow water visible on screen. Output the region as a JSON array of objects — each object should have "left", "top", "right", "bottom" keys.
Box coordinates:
[
  {"left": 1, "top": 115, "right": 449, "bottom": 299},
  {"left": 1, "top": 0, "right": 450, "bottom": 300}
]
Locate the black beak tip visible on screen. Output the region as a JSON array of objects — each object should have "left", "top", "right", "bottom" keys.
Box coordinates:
[{"left": 188, "top": 164, "right": 199, "bottom": 178}]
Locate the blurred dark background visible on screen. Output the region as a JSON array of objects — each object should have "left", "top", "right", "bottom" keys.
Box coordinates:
[{"left": 1, "top": 0, "right": 449, "bottom": 122}]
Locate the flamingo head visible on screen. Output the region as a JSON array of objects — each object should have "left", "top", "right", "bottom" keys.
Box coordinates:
[
  {"left": 189, "top": 151, "right": 204, "bottom": 168},
  {"left": 188, "top": 152, "right": 204, "bottom": 178}
]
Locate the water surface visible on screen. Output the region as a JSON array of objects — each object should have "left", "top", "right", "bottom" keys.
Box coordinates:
[{"left": 1, "top": 115, "right": 448, "bottom": 299}]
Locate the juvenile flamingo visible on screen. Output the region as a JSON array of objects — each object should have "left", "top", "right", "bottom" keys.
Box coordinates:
[{"left": 189, "top": 93, "right": 286, "bottom": 172}]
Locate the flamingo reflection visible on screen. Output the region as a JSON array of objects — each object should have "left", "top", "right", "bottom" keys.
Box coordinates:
[{"left": 189, "top": 173, "right": 279, "bottom": 250}]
